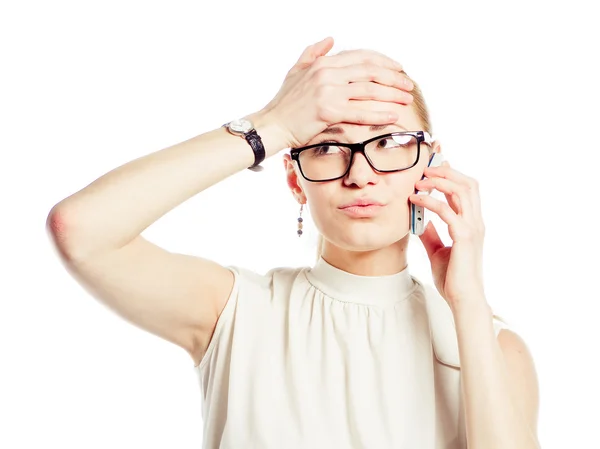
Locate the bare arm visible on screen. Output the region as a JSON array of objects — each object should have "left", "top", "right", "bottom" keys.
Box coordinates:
[
  {"left": 47, "top": 110, "right": 287, "bottom": 261},
  {"left": 45, "top": 38, "right": 414, "bottom": 365},
  {"left": 46, "top": 110, "right": 288, "bottom": 366}
]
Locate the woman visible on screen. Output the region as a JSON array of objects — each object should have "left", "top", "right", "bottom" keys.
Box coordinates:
[{"left": 47, "top": 37, "right": 540, "bottom": 448}]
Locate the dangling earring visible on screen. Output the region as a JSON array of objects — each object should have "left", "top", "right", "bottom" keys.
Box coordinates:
[{"left": 297, "top": 203, "right": 304, "bottom": 237}]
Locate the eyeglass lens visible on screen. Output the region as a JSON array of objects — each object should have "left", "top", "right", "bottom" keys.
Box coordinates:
[{"left": 298, "top": 134, "right": 419, "bottom": 181}]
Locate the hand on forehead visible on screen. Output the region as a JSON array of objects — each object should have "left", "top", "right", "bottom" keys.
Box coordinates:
[{"left": 315, "top": 104, "right": 421, "bottom": 142}]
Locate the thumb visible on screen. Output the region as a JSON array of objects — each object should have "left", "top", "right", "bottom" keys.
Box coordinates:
[
  {"left": 419, "top": 221, "right": 444, "bottom": 260},
  {"left": 294, "top": 36, "right": 334, "bottom": 68}
]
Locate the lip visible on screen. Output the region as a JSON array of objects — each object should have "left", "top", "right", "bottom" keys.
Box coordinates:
[
  {"left": 338, "top": 198, "right": 386, "bottom": 218},
  {"left": 339, "top": 204, "right": 385, "bottom": 218},
  {"left": 339, "top": 198, "right": 385, "bottom": 209}
]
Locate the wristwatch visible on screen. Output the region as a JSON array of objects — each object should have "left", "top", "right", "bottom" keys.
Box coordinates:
[{"left": 222, "top": 118, "right": 266, "bottom": 172}]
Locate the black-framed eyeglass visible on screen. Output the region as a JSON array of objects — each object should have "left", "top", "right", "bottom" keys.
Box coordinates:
[{"left": 289, "top": 131, "right": 435, "bottom": 182}]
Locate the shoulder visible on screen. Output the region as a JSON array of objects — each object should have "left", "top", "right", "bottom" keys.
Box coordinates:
[
  {"left": 493, "top": 319, "right": 535, "bottom": 368},
  {"left": 416, "top": 280, "right": 524, "bottom": 367},
  {"left": 225, "top": 263, "right": 308, "bottom": 293},
  {"left": 496, "top": 326, "right": 540, "bottom": 437},
  {"left": 496, "top": 324, "right": 534, "bottom": 358},
  {"left": 194, "top": 264, "right": 308, "bottom": 369}
]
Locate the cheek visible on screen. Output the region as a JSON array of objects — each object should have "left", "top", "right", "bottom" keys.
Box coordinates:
[
  {"left": 387, "top": 175, "right": 419, "bottom": 199},
  {"left": 302, "top": 188, "right": 336, "bottom": 223}
]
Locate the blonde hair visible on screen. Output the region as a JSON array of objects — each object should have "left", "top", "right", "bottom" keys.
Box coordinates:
[{"left": 313, "top": 70, "right": 509, "bottom": 327}]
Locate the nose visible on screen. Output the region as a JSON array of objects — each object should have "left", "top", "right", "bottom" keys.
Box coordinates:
[{"left": 342, "top": 150, "right": 379, "bottom": 188}]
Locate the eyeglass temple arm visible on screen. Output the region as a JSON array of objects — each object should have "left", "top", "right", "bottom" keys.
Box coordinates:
[{"left": 423, "top": 131, "right": 436, "bottom": 145}]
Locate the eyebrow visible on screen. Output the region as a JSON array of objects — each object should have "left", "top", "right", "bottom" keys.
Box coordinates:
[{"left": 320, "top": 123, "right": 408, "bottom": 135}]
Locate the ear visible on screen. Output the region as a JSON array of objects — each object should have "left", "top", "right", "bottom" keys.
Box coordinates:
[{"left": 283, "top": 154, "right": 306, "bottom": 203}]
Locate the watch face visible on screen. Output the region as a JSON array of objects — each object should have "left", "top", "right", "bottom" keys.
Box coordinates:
[{"left": 229, "top": 119, "right": 252, "bottom": 133}]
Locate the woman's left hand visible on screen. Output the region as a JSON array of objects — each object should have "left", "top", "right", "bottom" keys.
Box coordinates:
[{"left": 409, "top": 161, "right": 489, "bottom": 312}]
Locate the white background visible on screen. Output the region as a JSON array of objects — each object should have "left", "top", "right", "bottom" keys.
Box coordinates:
[{"left": 2, "top": 0, "right": 599, "bottom": 448}]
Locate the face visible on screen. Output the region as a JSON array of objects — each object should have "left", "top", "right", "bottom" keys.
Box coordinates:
[{"left": 283, "top": 103, "right": 442, "bottom": 253}]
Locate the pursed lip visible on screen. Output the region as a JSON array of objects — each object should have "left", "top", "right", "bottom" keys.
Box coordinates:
[{"left": 338, "top": 198, "right": 386, "bottom": 209}]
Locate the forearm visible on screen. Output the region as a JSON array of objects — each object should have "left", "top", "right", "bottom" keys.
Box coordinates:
[
  {"left": 47, "top": 110, "right": 287, "bottom": 261},
  {"left": 453, "top": 302, "right": 540, "bottom": 449}
]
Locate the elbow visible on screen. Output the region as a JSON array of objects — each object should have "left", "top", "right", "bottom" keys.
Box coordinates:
[{"left": 46, "top": 205, "right": 79, "bottom": 263}]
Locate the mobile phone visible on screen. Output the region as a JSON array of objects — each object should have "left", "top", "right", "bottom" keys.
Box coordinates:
[{"left": 410, "top": 152, "right": 445, "bottom": 236}]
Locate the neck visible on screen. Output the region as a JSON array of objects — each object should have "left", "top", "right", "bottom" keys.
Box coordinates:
[{"left": 320, "top": 234, "right": 410, "bottom": 276}]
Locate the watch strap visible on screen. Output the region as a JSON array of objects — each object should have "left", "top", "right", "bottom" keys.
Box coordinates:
[
  {"left": 222, "top": 122, "right": 266, "bottom": 171},
  {"left": 245, "top": 129, "right": 266, "bottom": 171}
]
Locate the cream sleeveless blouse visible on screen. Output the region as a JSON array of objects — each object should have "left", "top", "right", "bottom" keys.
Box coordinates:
[{"left": 194, "top": 256, "right": 510, "bottom": 448}]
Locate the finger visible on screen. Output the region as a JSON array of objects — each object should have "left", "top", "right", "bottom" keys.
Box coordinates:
[
  {"left": 416, "top": 178, "right": 464, "bottom": 217},
  {"left": 314, "top": 64, "right": 413, "bottom": 94},
  {"left": 417, "top": 177, "right": 471, "bottom": 220},
  {"left": 424, "top": 163, "right": 471, "bottom": 184},
  {"left": 419, "top": 221, "right": 445, "bottom": 261},
  {"left": 423, "top": 164, "right": 481, "bottom": 221},
  {"left": 333, "top": 104, "right": 399, "bottom": 125},
  {"left": 409, "top": 194, "right": 462, "bottom": 231},
  {"left": 320, "top": 49, "right": 405, "bottom": 74},
  {"left": 292, "top": 37, "right": 335, "bottom": 71},
  {"left": 341, "top": 63, "right": 414, "bottom": 92},
  {"left": 345, "top": 80, "right": 414, "bottom": 104}
]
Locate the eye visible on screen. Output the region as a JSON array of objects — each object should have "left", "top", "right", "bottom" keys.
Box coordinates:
[
  {"left": 376, "top": 138, "right": 399, "bottom": 149},
  {"left": 312, "top": 140, "right": 341, "bottom": 155},
  {"left": 375, "top": 135, "right": 413, "bottom": 149},
  {"left": 313, "top": 143, "right": 344, "bottom": 156}
]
